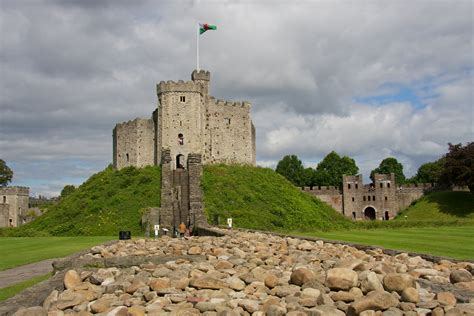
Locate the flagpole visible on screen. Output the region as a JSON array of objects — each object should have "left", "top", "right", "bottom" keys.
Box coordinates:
[{"left": 196, "top": 22, "right": 200, "bottom": 71}]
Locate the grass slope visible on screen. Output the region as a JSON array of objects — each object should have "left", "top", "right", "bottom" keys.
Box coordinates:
[
  {"left": 1, "top": 166, "right": 161, "bottom": 236},
  {"left": 396, "top": 191, "right": 474, "bottom": 221},
  {"left": 202, "top": 165, "right": 351, "bottom": 231}
]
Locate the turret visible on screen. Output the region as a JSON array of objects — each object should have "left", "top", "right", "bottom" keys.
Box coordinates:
[{"left": 192, "top": 69, "right": 210, "bottom": 95}]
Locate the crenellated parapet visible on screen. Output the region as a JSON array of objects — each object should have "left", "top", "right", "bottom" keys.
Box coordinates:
[
  {"left": 156, "top": 80, "right": 202, "bottom": 95},
  {"left": 303, "top": 186, "right": 341, "bottom": 195},
  {"left": 191, "top": 69, "right": 210, "bottom": 81},
  {"left": 208, "top": 97, "right": 252, "bottom": 109},
  {"left": 0, "top": 186, "right": 29, "bottom": 196}
]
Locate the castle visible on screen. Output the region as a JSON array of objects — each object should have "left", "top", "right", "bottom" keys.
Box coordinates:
[
  {"left": 0, "top": 186, "right": 30, "bottom": 227},
  {"left": 302, "top": 173, "right": 432, "bottom": 220},
  {"left": 113, "top": 70, "right": 256, "bottom": 171},
  {"left": 113, "top": 70, "right": 255, "bottom": 230}
]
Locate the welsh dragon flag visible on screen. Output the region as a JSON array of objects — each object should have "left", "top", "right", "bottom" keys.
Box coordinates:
[{"left": 200, "top": 23, "right": 217, "bottom": 35}]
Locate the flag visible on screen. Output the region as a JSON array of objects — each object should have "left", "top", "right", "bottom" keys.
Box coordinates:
[{"left": 200, "top": 23, "right": 217, "bottom": 35}]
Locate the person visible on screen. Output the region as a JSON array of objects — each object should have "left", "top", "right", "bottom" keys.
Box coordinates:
[{"left": 178, "top": 222, "right": 186, "bottom": 237}]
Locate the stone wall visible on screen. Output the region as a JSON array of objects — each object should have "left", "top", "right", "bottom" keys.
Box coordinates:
[
  {"left": 113, "top": 118, "right": 155, "bottom": 170},
  {"left": 203, "top": 97, "right": 254, "bottom": 165},
  {"left": 0, "top": 204, "right": 9, "bottom": 227},
  {"left": 302, "top": 186, "right": 343, "bottom": 213},
  {"left": 113, "top": 69, "right": 256, "bottom": 170},
  {"left": 0, "top": 186, "right": 30, "bottom": 227}
]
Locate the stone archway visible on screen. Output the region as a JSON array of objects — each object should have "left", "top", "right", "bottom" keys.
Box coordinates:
[
  {"left": 364, "top": 207, "right": 376, "bottom": 220},
  {"left": 385, "top": 211, "right": 389, "bottom": 220}
]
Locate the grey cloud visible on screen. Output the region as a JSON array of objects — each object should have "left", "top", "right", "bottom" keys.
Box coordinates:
[{"left": 0, "top": 0, "right": 472, "bottom": 196}]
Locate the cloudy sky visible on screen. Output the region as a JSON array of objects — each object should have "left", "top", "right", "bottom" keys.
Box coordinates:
[{"left": 1, "top": 0, "right": 472, "bottom": 196}]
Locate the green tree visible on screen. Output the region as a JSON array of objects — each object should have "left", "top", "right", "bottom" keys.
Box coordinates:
[
  {"left": 60, "top": 185, "right": 76, "bottom": 198},
  {"left": 413, "top": 160, "right": 444, "bottom": 184},
  {"left": 303, "top": 167, "right": 318, "bottom": 187},
  {"left": 275, "top": 155, "right": 306, "bottom": 186},
  {"left": 439, "top": 142, "right": 474, "bottom": 192},
  {"left": 314, "top": 151, "right": 359, "bottom": 187},
  {"left": 0, "top": 159, "right": 13, "bottom": 186},
  {"left": 371, "top": 157, "right": 406, "bottom": 184}
]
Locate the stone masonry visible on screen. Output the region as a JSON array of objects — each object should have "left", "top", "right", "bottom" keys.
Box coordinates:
[
  {"left": 303, "top": 173, "right": 432, "bottom": 221},
  {"left": 0, "top": 186, "right": 30, "bottom": 227},
  {"left": 113, "top": 70, "right": 256, "bottom": 170}
]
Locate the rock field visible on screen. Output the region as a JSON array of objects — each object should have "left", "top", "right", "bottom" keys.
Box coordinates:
[{"left": 12, "top": 230, "right": 474, "bottom": 316}]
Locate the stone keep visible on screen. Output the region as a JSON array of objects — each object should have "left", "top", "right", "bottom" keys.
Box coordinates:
[
  {"left": 0, "top": 186, "right": 29, "bottom": 227},
  {"left": 113, "top": 70, "right": 256, "bottom": 170}
]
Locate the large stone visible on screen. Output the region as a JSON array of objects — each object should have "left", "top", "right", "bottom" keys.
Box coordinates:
[
  {"left": 348, "top": 291, "right": 399, "bottom": 314},
  {"left": 450, "top": 269, "right": 472, "bottom": 283},
  {"left": 383, "top": 273, "right": 415, "bottom": 293},
  {"left": 326, "top": 268, "right": 358, "bottom": 290},
  {"left": 12, "top": 306, "right": 47, "bottom": 316},
  {"left": 290, "top": 268, "right": 315, "bottom": 286},
  {"left": 227, "top": 277, "right": 246, "bottom": 291},
  {"left": 107, "top": 306, "right": 128, "bottom": 316},
  {"left": 266, "top": 304, "right": 287, "bottom": 316},
  {"left": 64, "top": 270, "right": 82, "bottom": 289},
  {"left": 149, "top": 277, "right": 171, "bottom": 291},
  {"left": 127, "top": 305, "right": 145, "bottom": 316},
  {"left": 56, "top": 290, "right": 85, "bottom": 310},
  {"left": 189, "top": 276, "right": 229, "bottom": 289},
  {"left": 264, "top": 274, "right": 279, "bottom": 288},
  {"left": 401, "top": 287, "right": 419, "bottom": 303},
  {"left": 307, "top": 305, "right": 345, "bottom": 316},
  {"left": 437, "top": 291, "right": 457, "bottom": 306}
]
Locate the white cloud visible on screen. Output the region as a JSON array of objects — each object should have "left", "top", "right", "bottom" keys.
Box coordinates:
[{"left": 0, "top": 0, "right": 472, "bottom": 196}]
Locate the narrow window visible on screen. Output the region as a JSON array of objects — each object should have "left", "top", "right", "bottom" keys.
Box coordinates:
[
  {"left": 373, "top": 196, "right": 376, "bottom": 201},
  {"left": 387, "top": 182, "right": 391, "bottom": 188},
  {"left": 355, "top": 184, "right": 358, "bottom": 189},
  {"left": 380, "top": 183, "right": 383, "bottom": 188},
  {"left": 178, "top": 133, "right": 184, "bottom": 145},
  {"left": 348, "top": 184, "right": 351, "bottom": 189},
  {"left": 352, "top": 197, "right": 355, "bottom": 202},
  {"left": 224, "top": 118, "right": 231, "bottom": 125},
  {"left": 363, "top": 196, "right": 366, "bottom": 201},
  {"left": 385, "top": 196, "right": 388, "bottom": 201},
  {"left": 368, "top": 196, "right": 371, "bottom": 201},
  {"left": 180, "top": 96, "right": 186, "bottom": 102},
  {"left": 126, "top": 153, "right": 129, "bottom": 162},
  {"left": 2, "top": 196, "right": 5, "bottom": 203}
]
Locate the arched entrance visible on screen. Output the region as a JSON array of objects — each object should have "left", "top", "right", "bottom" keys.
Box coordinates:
[
  {"left": 364, "top": 207, "right": 376, "bottom": 220},
  {"left": 176, "top": 154, "right": 185, "bottom": 169},
  {"left": 384, "top": 211, "right": 389, "bottom": 220}
]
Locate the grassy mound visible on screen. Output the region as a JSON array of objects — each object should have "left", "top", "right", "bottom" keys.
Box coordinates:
[
  {"left": 202, "top": 165, "right": 351, "bottom": 231},
  {"left": 396, "top": 191, "right": 474, "bottom": 221},
  {"left": 1, "top": 166, "right": 161, "bottom": 236}
]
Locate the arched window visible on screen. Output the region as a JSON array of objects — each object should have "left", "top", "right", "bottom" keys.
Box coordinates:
[
  {"left": 178, "top": 133, "right": 184, "bottom": 145},
  {"left": 176, "top": 154, "right": 185, "bottom": 169}
]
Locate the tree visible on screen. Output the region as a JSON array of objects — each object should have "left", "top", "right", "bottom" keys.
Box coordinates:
[
  {"left": 413, "top": 160, "right": 444, "bottom": 184},
  {"left": 371, "top": 157, "right": 406, "bottom": 184},
  {"left": 314, "top": 151, "right": 359, "bottom": 187},
  {"left": 60, "top": 185, "right": 76, "bottom": 198},
  {"left": 275, "top": 155, "right": 306, "bottom": 186},
  {"left": 439, "top": 142, "right": 474, "bottom": 192},
  {"left": 0, "top": 159, "right": 13, "bottom": 186}
]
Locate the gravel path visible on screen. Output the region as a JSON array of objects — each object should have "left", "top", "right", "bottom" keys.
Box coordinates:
[{"left": 0, "top": 259, "right": 54, "bottom": 289}]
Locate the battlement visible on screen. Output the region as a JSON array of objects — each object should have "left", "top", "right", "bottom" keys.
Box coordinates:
[
  {"left": 115, "top": 117, "right": 151, "bottom": 129},
  {"left": 156, "top": 80, "right": 202, "bottom": 95},
  {"left": 0, "top": 186, "right": 29, "bottom": 196},
  {"left": 208, "top": 97, "right": 251, "bottom": 109},
  {"left": 302, "top": 186, "right": 342, "bottom": 195},
  {"left": 192, "top": 69, "right": 210, "bottom": 81}
]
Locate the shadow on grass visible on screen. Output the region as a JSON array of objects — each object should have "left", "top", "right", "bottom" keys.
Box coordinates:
[{"left": 425, "top": 191, "right": 474, "bottom": 218}]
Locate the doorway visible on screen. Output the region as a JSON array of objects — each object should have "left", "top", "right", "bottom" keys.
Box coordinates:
[{"left": 364, "top": 207, "right": 376, "bottom": 220}]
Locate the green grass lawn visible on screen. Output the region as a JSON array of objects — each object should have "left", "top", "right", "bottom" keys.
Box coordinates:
[
  {"left": 295, "top": 226, "right": 474, "bottom": 260},
  {"left": 0, "top": 236, "right": 114, "bottom": 270},
  {"left": 0, "top": 274, "right": 50, "bottom": 302}
]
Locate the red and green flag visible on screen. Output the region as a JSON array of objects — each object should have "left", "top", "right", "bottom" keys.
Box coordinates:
[{"left": 199, "top": 23, "right": 217, "bottom": 35}]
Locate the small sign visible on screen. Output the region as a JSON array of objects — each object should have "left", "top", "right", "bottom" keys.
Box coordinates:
[
  {"left": 154, "top": 225, "right": 160, "bottom": 238},
  {"left": 154, "top": 224, "right": 160, "bottom": 231},
  {"left": 227, "top": 218, "right": 232, "bottom": 228}
]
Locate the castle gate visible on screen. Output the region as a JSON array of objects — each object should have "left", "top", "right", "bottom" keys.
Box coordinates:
[{"left": 364, "top": 206, "right": 376, "bottom": 220}]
